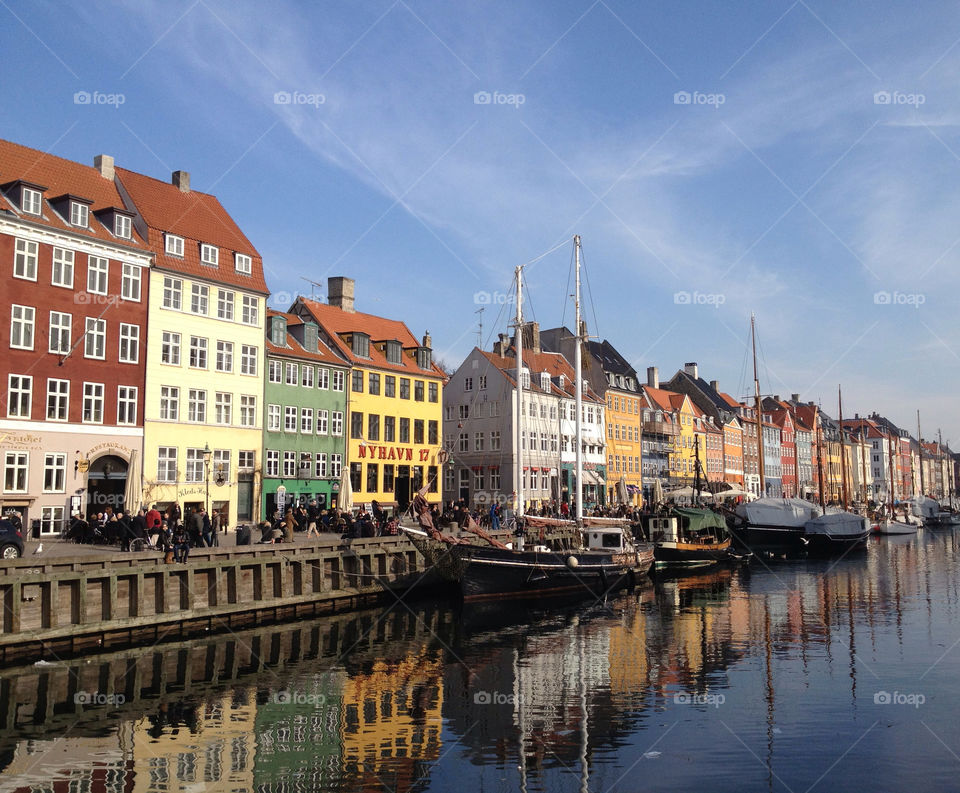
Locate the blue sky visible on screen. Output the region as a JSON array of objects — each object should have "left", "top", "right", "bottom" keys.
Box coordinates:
[{"left": 4, "top": 0, "right": 960, "bottom": 444}]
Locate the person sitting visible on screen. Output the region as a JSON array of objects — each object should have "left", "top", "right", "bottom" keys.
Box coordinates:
[{"left": 172, "top": 523, "right": 190, "bottom": 562}]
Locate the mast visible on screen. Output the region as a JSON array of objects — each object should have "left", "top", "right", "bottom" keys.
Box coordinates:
[
  {"left": 815, "top": 412, "right": 825, "bottom": 510},
  {"left": 917, "top": 410, "right": 925, "bottom": 496},
  {"left": 752, "top": 314, "right": 766, "bottom": 497},
  {"left": 860, "top": 421, "right": 869, "bottom": 505},
  {"left": 574, "top": 235, "right": 584, "bottom": 522},
  {"left": 887, "top": 430, "right": 896, "bottom": 513},
  {"left": 515, "top": 266, "right": 524, "bottom": 523},
  {"left": 694, "top": 434, "right": 702, "bottom": 504},
  {"left": 838, "top": 386, "right": 849, "bottom": 511},
  {"left": 938, "top": 428, "right": 944, "bottom": 501}
]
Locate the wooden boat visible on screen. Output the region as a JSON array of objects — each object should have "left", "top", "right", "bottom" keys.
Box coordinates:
[{"left": 644, "top": 507, "right": 740, "bottom": 565}]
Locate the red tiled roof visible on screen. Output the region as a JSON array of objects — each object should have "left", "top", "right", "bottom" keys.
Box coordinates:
[
  {"left": 297, "top": 297, "right": 445, "bottom": 378},
  {"left": 265, "top": 310, "right": 346, "bottom": 366},
  {"left": 0, "top": 138, "right": 148, "bottom": 252},
  {"left": 478, "top": 349, "right": 604, "bottom": 403},
  {"left": 115, "top": 166, "right": 269, "bottom": 294},
  {"left": 718, "top": 391, "right": 741, "bottom": 408}
]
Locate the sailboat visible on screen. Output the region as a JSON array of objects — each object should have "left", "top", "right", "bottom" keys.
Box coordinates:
[
  {"left": 403, "top": 237, "right": 654, "bottom": 601},
  {"left": 872, "top": 426, "right": 918, "bottom": 536}
]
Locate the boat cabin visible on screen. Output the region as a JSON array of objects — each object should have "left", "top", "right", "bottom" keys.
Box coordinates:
[{"left": 583, "top": 527, "right": 629, "bottom": 551}]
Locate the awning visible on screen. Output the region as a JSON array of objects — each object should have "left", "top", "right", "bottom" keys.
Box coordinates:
[
  {"left": 626, "top": 485, "right": 642, "bottom": 494},
  {"left": 582, "top": 470, "right": 605, "bottom": 487}
]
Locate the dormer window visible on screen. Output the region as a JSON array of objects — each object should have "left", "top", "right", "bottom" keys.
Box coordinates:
[
  {"left": 540, "top": 372, "right": 550, "bottom": 390},
  {"left": 70, "top": 201, "right": 89, "bottom": 227},
  {"left": 115, "top": 214, "right": 132, "bottom": 239},
  {"left": 165, "top": 234, "right": 184, "bottom": 256},
  {"left": 558, "top": 374, "right": 566, "bottom": 390},
  {"left": 235, "top": 253, "right": 251, "bottom": 274},
  {"left": 200, "top": 244, "right": 219, "bottom": 266},
  {"left": 351, "top": 332, "right": 370, "bottom": 358},
  {"left": 385, "top": 340, "right": 402, "bottom": 364},
  {"left": 21, "top": 186, "right": 41, "bottom": 215},
  {"left": 520, "top": 369, "right": 531, "bottom": 389},
  {"left": 416, "top": 347, "right": 432, "bottom": 369}
]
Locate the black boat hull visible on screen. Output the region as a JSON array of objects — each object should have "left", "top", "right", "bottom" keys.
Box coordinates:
[{"left": 654, "top": 540, "right": 734, "bottom": 564}]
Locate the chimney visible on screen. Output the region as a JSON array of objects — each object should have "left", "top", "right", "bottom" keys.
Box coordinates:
[
  {"left": 522, "top": 321, "right": 541, "bottom": 354},
  {"left": 171, "top": 170, "right": 190, "bottom": 193},
  {"left": 684, "top": 362, "right": 698, "bottom": 379},
  {"left": 94, "top": 154, "right": 114, "bottom": 180},
  {"left": 710, "top": 380, "right": 719, "bottom": 392},
  {"left": 494, "top": 333, "right": 509, "bottom": 357},
  {"left": 422, "top": 331, "right": 432, "bottom": 349},
  {"left": 791, "top": 393, "right": 800, "bottom": 403},
  {"left": 647, "top": 366, "right": 659, "bottom": 389},
  {"left": 327, "top": 276, "right": 355, "bottom": 313},
  {"left": 774, "top": 395, "right": 780, "bottom": 402}
]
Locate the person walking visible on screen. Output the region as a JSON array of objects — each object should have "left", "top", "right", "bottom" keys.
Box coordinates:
[
  {"left": 201, "top": 508, "right": 213, "bottom": 547},
  {"left": 306, "top": 500, "right": 321, "bottom": 538},
  {"left": 283, "top": 507, "right": 295, "bottom": 543},
  {"left": 489, "top": 502, "right": 501, "bottom": 531}
]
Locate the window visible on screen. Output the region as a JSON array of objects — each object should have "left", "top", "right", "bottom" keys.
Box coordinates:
[
  {"left": 158, "top": 447, "right": 178, "bottom": 482},
  {"left": 302, "top": 365, "right": 314, "bottom": 388},
  {"left": 368, "top": 413, "right": 380, "bottom": 441},
  {"left": 162, "top": 277, "right": 182, "bottom": 310},
  {"left": 285, "top": 406, "right": 298, "bottom": 432},
  {"left": 318, "top": 368, "right": 330, "bottom": 389},
  {"left": 165, "top": 234, "right": 184, "bottom": 256},
  {"left": 200, "top": 244, "right": 219, "bottom": 266},
  {"left": 330, "top": 454, "right": 342, "bottom": 478},
  {"left": 384, "top": 415, "right": 396, "bottom": 442},
  {"left": 464, "top": 377, "right": 473, "bottom": 392},
  {"left": 490, "top": 401, "right": 500, "bottom": 417},
  {"left": 215, "top": 392, "right": 232, "bottom": 424},
  {"left": 235, "top": 253, "right": 252, "bottom": 274},
  {"left": 479, "top": 375, "right": 487, "bottom": 390},
  {"left": 316, "top": 409, "right": 328, "bottom": 435},
  {"left": 161, "top": 331, "right": 181, "bottom": 365},
  {"left": 268, "top": 359, "right": 282, "bottom": 383},
  {"left": 217, "top": 289, "right": 234, "bottom": 320},
  {"left": 459, "top": 405, "right": 469, "bottom": 420},
  {"left": 368, "top": 372, "right": 380, "bottom": 395},
  {"left": 285, "top": 362, "right": 298, "bottom": 385},
  {"left": 351, "top": 411, "right": 364, "bottom": 439},
  {"left": 417, "top": 348, "right": 431, "bottom": 369},
  {"left": 414, "top": 380, "right": 424, "bottom": 402},
  {"left": 115, "top": 214, "right": 132, "bottom": 239},
  {"left": 332, "top": 370, "right": 344, "bottom": 391},
  {"left": 7, "top": 375, "right": 32, "bottom": 418},
  {"left": 399, "top": 418, "right": 410, "bottom": 444},
  {"left": 189, "top": 336, "right": 208, "bottom": 369},
  {"left": 267, "top": 404, "right": 280, "bottom": 431},
  {"left": 46, "top": 378, "right": 69, "bottom": 421},
  {"left": 351, "top": 333, "right": 370, "bottom": 358},
  {"left": 87, "top": 257, "right": 108, "bottom": 294},
  {"left": 429, "top": 420, "right": 438, "bottom": 445},
  {"left": 190, "top": 283, "right": 209, "bottom": 315},
  {"left": 239, "top": 451, "right": 255, "bottom": 471},
  {"left": 298, "top": 452, "right": 312, "bottom": 478},
  {"left": 117, "top": 385, "right": 137, "bottom": 425},
  {"left": 265, "top": 450, "right": 279, "bottom": 477},
  {"left": 283, "top": 451, "right": 296, "bottom": 477},
  {"left": 82, "top": 382, "right": 104, "bottom": 423},
  {"left": 185, "top": 448, "right": 205, "bottom": 482},
  {"left": 21, "top": 187, "right": 41, "bottom": 214},
  {"left": 385, "top": 375, "right": 396, "bottom": 397},
  {"left": 352, "top": 370, "right": 364, "bottom": 393},
  {"left": 385, "top": 340, "right": 402, "bottom": 364},
  {"left": 366, "top": 464, "right": 379, "bottom": 492},
  {"left": 84, "top": 318, "right": 105, "bottom": 359},
  {"left": 474, "top": 468, "right": 485, "bottom": 490},
  {"left": 188, "top": 389, "right": 206, "bottom": 422},
  {"left": 474, "top": 432, "right": 484, "bottom": 451},
  {"left": 14, "top": 239, "right": 38, "bottom": 280},
  {"left": 349, "top": 462, "right": 362, "bottom": 490},
  {"left": 241, "top": 345, "right": 257, "bottom": 375},
  {"left": 414, "top": 419, "right": 424, "bottom": 444},
  {"left": 400, "top": 378, "right": 410, "bottom": 399},
  {"left": 52, "top": 248, "right": 74, "bottom": 287},
  {"left": 490, "top": 431, "right": 501, "bottom": 451},
  {"left": 121, "top": 264, "right": 141, "bottom": 301},
  {"left": 429, "top": 382, "right": 438, "bottom": 402},
  {"left": 241, "top": 295, "right": 258, "bottom": 325},
  {"left": 315, "top": 453, "right": 327, "bottom": 478},
  {"left": 4, "top": 452, "right": 29, "bottom": 492},
  {"left": 331, "top": 411, "right": 344, "bottom": 436},
  {"left": 41, "top": 506, "right": 65, "bottom": 535},
  {"left": 214, "top": 449, "right": 230, "bottom": 481},
  {"left": 160, "top": 386, "right": 179, "bottom": 421},
  {"left": 383, "top": 464, "right": 395, "bottom": 491},
  {"left": 10, "top": 305, "right": 35, "bottom": 350},
  {"left": 301, "top": 407, "right": 313, "bottom": 434},
  {"left": 119, "top": 324, "right": 139, "bottom": 363},
  {"left": 216, "top": 340, "right": 233, "bottom": 372}
]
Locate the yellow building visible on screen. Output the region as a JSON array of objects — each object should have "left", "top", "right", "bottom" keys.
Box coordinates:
[
  {"left": 120, "top": 166, "right": 268, "bottom": 526},
  {"left": 605, "top": 387, "right": 644, "bottom": 505},
  {"left": 294, "top": 277, "right": 445, "bottom": 511},
  {"left": 642, "top": 387, "right": 698, "bottom": 484}
]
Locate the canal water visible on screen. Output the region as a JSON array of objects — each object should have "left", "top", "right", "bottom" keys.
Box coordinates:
[{"left": 2, "top": 530, "right": 959, "bottom": 792}]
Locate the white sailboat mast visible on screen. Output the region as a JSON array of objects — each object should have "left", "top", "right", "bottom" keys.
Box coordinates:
[
  {"left": 574, "top": 235, "right": 584, "bottom": 522},
  {"left": 515, "top": 265, "right": 525, "bottom": 520}
]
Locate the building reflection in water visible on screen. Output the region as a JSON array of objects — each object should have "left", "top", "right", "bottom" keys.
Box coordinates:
[{"left": 0, "top": 532, "right": 953, "bottom": 792}]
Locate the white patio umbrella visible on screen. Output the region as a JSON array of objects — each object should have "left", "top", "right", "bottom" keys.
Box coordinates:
[
  {"left": 338, "top": 466, "right": 353, "bottom": 513},
  {"left": 123, "top": 449, "right": 141, "bottom": 513}
]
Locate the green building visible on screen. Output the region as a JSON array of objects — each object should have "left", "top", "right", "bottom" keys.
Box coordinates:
[{"left": 262, "top": 310, "right": 349, "bottom": 518}]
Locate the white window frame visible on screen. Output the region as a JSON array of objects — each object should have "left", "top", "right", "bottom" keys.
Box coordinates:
[
  {"left": 332, "top": 370, "right": 344, "bottom": 391},
  {"left": 265, "top": 450, "right": 279, "bottom": 477},
  {"left": 4, "top": 452, "right": 29, "bottom": 493},
  {"left": 301, "top": 365, "right": 314, "bottom": 388},
  {"left": 70, "top": 201, "right": 89, "bottom": 228},
  {"left": 330, "top": 454, "right": 342, "bottom": 478},
  {"left": 267, "top": 404, "right": 281, "bottom": 432},
  {"left": 215, "top": 392, "right": 232, "bottom": 425},
  {"left": 52, "top": 247, "right": 74, "bottom": 288},
  {"left": 316, "top": 409, "right": 328, "bottom": 435},
  {"left": 82, "top": 382, "right": 104, "bottom": 424},
  {"left": 240, "top": 394, "right": 256, "bottom": 427},
  {"left": 165, "top": 234, "right": 184, "bottom": 256},
  {"left": 282, "top": 451, "right": 296, "bottom": 477},
  {"left": 241, "top": 295, "right": 259, "bottom": 325},
  {"left": 161, "top": 331, "right": 181, "bottom": 365},
  {"left": 87, "top": 256, "right": 109, "bottom": 295},
  {"left": 284, "top": 406, "right": 298, "bottom": 432},
  {"left": 188, "top": 389, "right": 207, "bottom": 423},
  {"left": 117, "top": 385, "right": 137, "bottom": 425},
  {"left": 121, "top": 263, "right": 141, "bottom": 302},
  {"left": 285, "top": 362, "right": 298, "bottom": 386},
  {"left": 215, "top": 340, "right": 234, "bottom": 373},
  {"left": 157, "top": 447, "right": 178, "bottom": 483},
  {"left": 200, "top": 244, "right": 219, "bottom": 266},
  {"left": 240, "top": 345, "right": 257, "bottom": 375},
  {"left": 21, "top": 187, "right": 41, "bottom": 215},
  {"left": 235, "top": 253, "right": 252, "bottom": 274},
  {"left": 301, "top": 407, "right": 313, "bottom": 434},
  {"left": 317, "top": 367, "right": 330, "bottom": 389},
  {"left": 160, "top": 385, "right": 180, "bottom": 421},
  {"left": 316, "top": 453, "right": 328, "bottom": 478},
  {"left": 331, "top": 411, "right": 343, "bottom": 436},
  {"left": 185, "top": 448, "right": 205, "bottom": 482},
  {"left": 48, "top": 311, "right": 71, "bottom": 355},
  {"left": 7, "top": 374, "right": 32, "bottom": 418},
  {"left": 217, "top": 289, "right": 234, "bottom": 320},
  {"left": 119, "top": 323, "right": 140, "bottom": 364},
  {"left": 46, "top": 378, "right": 69, "bottom": 421},
  {"left": 189, "top": 336, "right": 208, "bottom": 369},
  {"left": 14, "top": 238, "right": 38, "bottom": 280},
  {"left": 190, "top": 283, "right": 209, "bottom": 315},
  {"left": 10, "top": 305, "right": 35, "bottom": 350},
  {"left": 115, "top": 214, "right": 132, "bottom": 239},
  {"left": 268, "top": 360, "right": 282, "bottom": 383},
  {"left": 84, "top": 318, "right": 106, "bottom": 359},
  {"left": 162, "top": 276, "right": 182, "bottom": 310}
]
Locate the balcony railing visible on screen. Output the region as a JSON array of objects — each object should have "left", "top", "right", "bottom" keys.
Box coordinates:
[{"left": 642, "top": 420, "right": 680, "bottom": 437}]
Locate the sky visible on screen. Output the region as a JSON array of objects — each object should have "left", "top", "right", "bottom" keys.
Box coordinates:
[{"left": 3, "top": 0, "right": 959, "bottom": 444}]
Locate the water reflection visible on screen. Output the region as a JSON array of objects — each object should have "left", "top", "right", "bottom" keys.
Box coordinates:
[{"left": 1, "top": 531, "right": 959, "bottom": 792}]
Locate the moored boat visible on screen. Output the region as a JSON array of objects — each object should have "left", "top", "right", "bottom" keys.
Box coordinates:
[
  {"left": 804, "top": 510, "right": 869, "bottom": 554},
  {"left": 646, "top": 507, "right": 741, "bottom": 565}
]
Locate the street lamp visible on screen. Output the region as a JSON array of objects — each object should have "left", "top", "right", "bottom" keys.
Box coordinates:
[{"left": 203, "top": 443, "right": 212, "bottom": 516}]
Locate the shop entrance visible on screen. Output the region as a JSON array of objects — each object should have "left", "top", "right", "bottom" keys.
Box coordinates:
[{"left": 85, "top": 455, "right": 128, "bottom": 517}]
